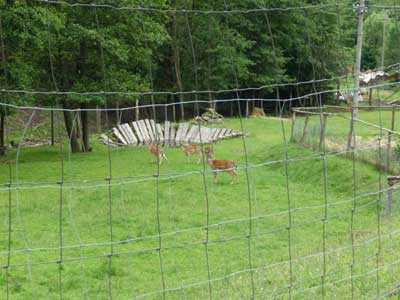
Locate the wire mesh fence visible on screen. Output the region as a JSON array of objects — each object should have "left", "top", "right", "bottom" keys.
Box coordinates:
[
  {"left": 0, "top": 99, "right": 399, "bottom": 299},
  {"left": 291, "top": 105, "right": 400, "bottom": 174},
  {"left": 1, "top": 1, "right": 400, "bottom": 299}
]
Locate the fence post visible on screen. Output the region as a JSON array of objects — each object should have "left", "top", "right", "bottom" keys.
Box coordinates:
[
  {"left": 290, "top": 110, "right": 296, "bottom": 142},
  {"left": 347, "top": 108, "right": 355, "bottom": 150},
  {"left": 387, "top": 106, "right": 396, "bottom": 172},
  {"left": 300, "top": 115, "right": 309, "bottom": 144},
  {"left": 387, "top": 178, "right": 394, "bottom": 222},
  {"left": 319, "top": 113, "right": 328, "bottom": 150},
  {"left": 387, "top": 175, "right": 400, "bottom": 222}
]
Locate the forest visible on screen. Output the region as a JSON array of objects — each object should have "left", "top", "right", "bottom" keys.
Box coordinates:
[{"left": 0, "top": 0, "right": 399, "bottom": 153}]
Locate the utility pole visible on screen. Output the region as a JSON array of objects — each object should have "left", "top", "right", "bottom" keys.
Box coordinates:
[
  {"left": 353, "top": 0, "right": 366, "bottom": 118},
  {"left": 348, "top": 0, "right": 366, "bottom": 149}
]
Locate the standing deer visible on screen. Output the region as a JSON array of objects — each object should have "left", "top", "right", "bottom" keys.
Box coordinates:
[
  {"left": 207, "top": 150, "right": 237, "bottom": 184},
  {"left": 148, "top": 145, "right": 167, "bottom": 165},
  {"left": 204, "top": 145, "right": 214, "bottom": 158},
  {"left": 182, "top": 144, "right": 214, "bottom": 164},
  {"left": 182, "top": 145, "right": 202, "bottom": 163}
]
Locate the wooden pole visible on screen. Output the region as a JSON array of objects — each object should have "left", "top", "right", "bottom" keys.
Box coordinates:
[
  {"left": 386, "top": 176, "right": 400, "bottom": 221},
  {"left": 300, "top": 115, "right": 309, "bottom": 144},
  {"left": 387, "top": 179, "right": 393, "bottom": 222},
  {"left": 387, "top": 106, "right": 396, "bottom": 172},
  {"left": 347, "top": 0, "right": 365, "bottom": 150},
  {"left": 353, "top": 0, "right": 365, "bottom": 118},
  {"left": 347, "top": 108, "right": 355, "bottom": 149},
  {"left": 290, "top": 110, "right": 297, "bottom": 142},
  {"left": 319, "top": 113, "right": 328, "bottom": 150}
]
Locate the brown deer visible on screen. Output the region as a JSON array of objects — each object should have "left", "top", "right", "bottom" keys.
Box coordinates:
[
  {"left": 204, "top": 145, "right": 214, "bottom": 157},
  {"left": 148, "top": 145, "right": 167, "bottom": 165},
  {"left": 182, "top": 144, "right": 214, "bottom": 164},
  {"left": 182, "top": 145, "right": 202, "bottom": 163},
  {"left": 207, "top": 150, "right": 237, "bottom": 184}
]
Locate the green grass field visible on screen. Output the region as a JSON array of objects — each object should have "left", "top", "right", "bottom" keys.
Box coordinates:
[{"left": 1, "top": 116, "right": 400, "bottom": 299}]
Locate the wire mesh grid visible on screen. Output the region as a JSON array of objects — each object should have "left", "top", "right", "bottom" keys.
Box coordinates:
[{"left": 1, "top": 1, "right": 400, "bottom": 300}]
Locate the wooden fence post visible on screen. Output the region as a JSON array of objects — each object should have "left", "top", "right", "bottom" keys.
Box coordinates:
[
  {"left": 319, "top": 113, "right": 328, "bottom": 150},
  {"left": 347, "top": 108, "right": 355, "bottom": 150},
  {"left": 290, "top": 110, "right": 297, "bottom": 142},
  {"left": 387, "top": 175, "right": 400, "bottom": 222},
  {"left": 387, "top": 178, "right": 394, "bottom": 222},
  {"left": 387, "top": 106, "right": 396, "bottom": 172},
  {"left": 300, "top": 115, "right": 309, "bottom": 144}
]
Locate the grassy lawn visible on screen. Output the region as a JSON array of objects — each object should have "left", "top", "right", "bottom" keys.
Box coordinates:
[{"left": 0, "top": 117, "right": 399, "bottom": 299}]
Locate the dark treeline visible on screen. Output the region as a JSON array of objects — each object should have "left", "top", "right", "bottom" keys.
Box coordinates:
[{"left": 0, "top": 0, "right": 361, "bottom": 153}]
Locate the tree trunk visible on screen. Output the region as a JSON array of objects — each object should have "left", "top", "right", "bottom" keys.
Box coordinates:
[
  {"left": 81, "top": 103, "right": 90, "bottom": 152},
  {"left": 96, "top": 105, "right": 101, "bottom": 132},
  {"left": 369, "top": 88, "right": 373, "bottom": 106},
  {"left": 172, "top": 100, "right": 176, "bottom": 123},
  {"left": 62, "top": 103, "right": 81, "bottom": 153},
  {"left": 50, "top": 108, "right": 55, "bottom": 145},
  {"left": 336, "top": 80, "right": 340, "bottom": 106},
  {"left": 0, "top": 112, "right": 5, "bottom": 156},
  {"left": 116, "top": 100, "right": 121, "bottom": 125},
  {"left": 135, "top": 99, "right": 139, "bottom": 121},
  {"left": 172, "top": 6, "right": 185, "bottom": 120}
]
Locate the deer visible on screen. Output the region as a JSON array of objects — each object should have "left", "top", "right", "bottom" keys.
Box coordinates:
[
  {"left": 148, "top": 145, "right": 167, "bottom": 165},
  {"left": 182, "top": 145, "right": 202, "bottom": 163},
  {"left": 182, "top": 144, "right": 214, "bottom": 164},
  {"left": 207, "top": 149, "right": 237, "bottom": 184}
]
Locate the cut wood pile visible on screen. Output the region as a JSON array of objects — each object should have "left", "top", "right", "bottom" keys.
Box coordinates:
[
  {"left": 191, "top": 108, "right": 224, "bottom": 124},
  {"left": 250, "top": 107, "right": 266, "bottom": 118},
  {"left": 100, "top": 119, "right": 245, "bottom": 147}
]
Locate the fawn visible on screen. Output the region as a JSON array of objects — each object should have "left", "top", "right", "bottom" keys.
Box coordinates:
[
  {"left": 148, "top": 145, "right": 167, "bottom": 165},
  {"left": 207, "top": 149, "right": 237, "bottom": 184},
  {"left": 182, "top": 144, "right": 214, "bottom": 164},
  {"left": 182, "top": 145, "right": 202, "bottom": 163}
]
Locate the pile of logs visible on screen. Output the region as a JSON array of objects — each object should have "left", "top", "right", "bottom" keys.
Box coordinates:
[
  {"left": 192, "top": 108, "right": 224, "bottom": 124},
  {"left": 100, "top": 119, "right": 245, "bottom": 147}
]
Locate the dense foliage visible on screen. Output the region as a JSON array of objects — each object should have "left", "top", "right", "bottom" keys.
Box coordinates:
[{"left": 1, "top": 0, "right": 396, "bottom": 153}]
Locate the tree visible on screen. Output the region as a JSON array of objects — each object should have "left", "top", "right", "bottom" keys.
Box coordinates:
[
  {"left": 0, "top": 0, "right": 46, "bottom": 155},
  {"left": 1, "top": 0, "right": 169, "bottom": 153}
]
